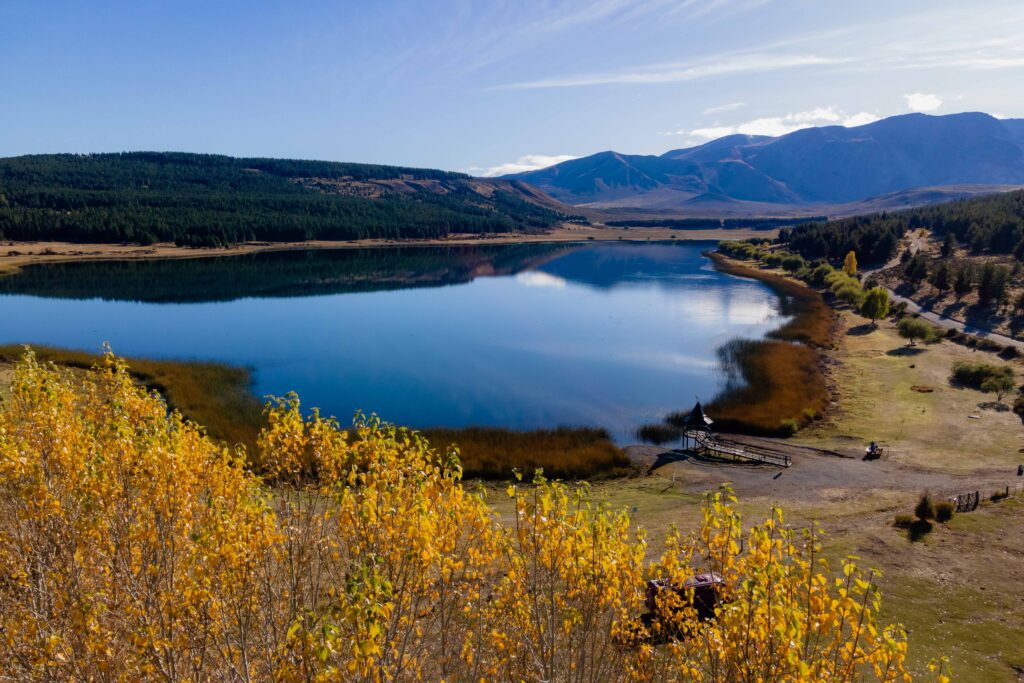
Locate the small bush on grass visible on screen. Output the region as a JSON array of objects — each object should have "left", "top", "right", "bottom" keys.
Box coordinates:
[
  {"left": 952, "top": 361, "right": 1015, "bottom": 392},
  {"left": 915, "top": 493, "right": 936, "bottom": 521},
  {"left": 934, "top": 501, "right": 955, "bottom": 523},
  {"left": 779, "top": 418, "right": 800, "bottom": 436},
  {"left": 835, "top": 283, "right": 865, "bottom": 307},
  {"left": 898, "top": 317, "right": 940, "bottom": 345},
  {"left": 809, "top": 263, "right": 835, "bottom": 285},
  {"left": 893, "top": 514, "right": 915, "bottom": 528},
  {"left": 781, "top": 254, "right": 805, "bottom": 272}
]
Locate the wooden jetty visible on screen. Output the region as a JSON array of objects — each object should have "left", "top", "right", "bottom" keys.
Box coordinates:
[{"left": 679, "top": 402, "right": 792, "bottom": 468}]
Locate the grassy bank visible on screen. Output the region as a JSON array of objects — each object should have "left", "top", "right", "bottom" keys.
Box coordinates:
[
  {"left": 705, "top": 253, "right": 833, "bottom": 435},
  {"left": 423, "top": 426, "right": 630, "bottom": 480},
  {"left": 701, "top": 338, "right": 828, "bottom": 436},
  {"left": 706, "top": 251, "right": 834, "bottom": 347},
  {"left": 0, "top": 345, "right": 629, "bottom": 479},
  {"left": 0, "top": 345, "right": 266, "bottom": 452},
  {"left": 635, "top": 253, "right": 834, "bottom": 439}
]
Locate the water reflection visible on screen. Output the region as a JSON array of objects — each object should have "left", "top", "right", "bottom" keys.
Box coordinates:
[{"left": 0, "top": 242, "right": 785, "bottom": 441}]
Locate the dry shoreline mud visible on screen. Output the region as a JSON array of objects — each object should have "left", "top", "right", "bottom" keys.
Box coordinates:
[{"left": 0, "top": 225, "right": 779, "bottom": 275}]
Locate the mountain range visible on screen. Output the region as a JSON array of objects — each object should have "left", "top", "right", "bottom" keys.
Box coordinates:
[{"left": 505, "top": 113, "right": 1024, "bottom": 214}]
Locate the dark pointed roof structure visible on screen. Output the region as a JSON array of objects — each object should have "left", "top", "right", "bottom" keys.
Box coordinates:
[{"left": 681, "top": 401, "right": 713, "bottom": 431}]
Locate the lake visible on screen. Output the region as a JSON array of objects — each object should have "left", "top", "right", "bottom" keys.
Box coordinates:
[{"left": 0, "top": 241, "right": 785, "bottom": 441}]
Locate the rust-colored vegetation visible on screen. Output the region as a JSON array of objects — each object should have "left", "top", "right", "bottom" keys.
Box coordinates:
[
  {"left": 707, "top": 252, "right": 834, "bottom": 347},
  {"left": 422, "top": 425, "right": 630, "bottom": 479},
  {"left": 0, "top": 344, "right": 266, "bottom": 451},
  {"left": 648, "top": 254, "right": 834, "bottom": 437},
  {"left": 0, "top": 345, "right": 629, "bottom": 479},
  {"left": 701, "top": 339, "right": 828, "bottom": 436}
]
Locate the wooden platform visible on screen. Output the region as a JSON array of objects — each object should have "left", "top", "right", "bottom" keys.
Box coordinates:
[{"left": 690, "top": 432, "right": 792, "bottom": 468}]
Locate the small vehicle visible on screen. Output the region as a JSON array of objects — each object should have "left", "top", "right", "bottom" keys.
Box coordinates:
[
  {"left": 641, "top": 572, "right": 725, "bottom": 639},
  {"left": 864, "top": 441, "right": 884, "bottom": 460}
]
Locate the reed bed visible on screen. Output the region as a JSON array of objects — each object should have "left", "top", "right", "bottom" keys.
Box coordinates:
[
  {"left": 0, "top": 345, "right": 266, "bottom": 451},
  {"left": 701, "top": 339, "right": 827, "bottom": 436},
  {"left": 0, "top": 346, "right": 630, "bottom": 479},
  {"left": 422, "top": 425, "right": 631, "bottom": 479},
  {"left": 706, "top": 252, "right": 834, "bottom": 347}
]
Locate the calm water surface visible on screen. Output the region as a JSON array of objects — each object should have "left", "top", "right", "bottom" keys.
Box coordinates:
[{"left": 0, "top": 242, "right": 785, "bottom": 441}]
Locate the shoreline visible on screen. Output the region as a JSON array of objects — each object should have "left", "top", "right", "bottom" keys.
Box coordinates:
[
  {"left": 0, "top": 226, "right": 779, "bottom": 275},
  {"left": 677, "top": 252, "right": 835, "bottom": 436}
]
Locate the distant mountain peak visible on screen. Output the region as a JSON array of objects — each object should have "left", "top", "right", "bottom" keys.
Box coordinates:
[{"left": 504, "top": 112, "right": 1024, "bottom": 211}]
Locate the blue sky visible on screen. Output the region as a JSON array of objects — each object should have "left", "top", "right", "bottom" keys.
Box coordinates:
[{"left": 3, "top": 1, "right": 1024, "bottom": 175}]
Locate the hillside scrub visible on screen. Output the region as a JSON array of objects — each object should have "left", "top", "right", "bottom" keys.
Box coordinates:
[
  {"left": 0, "top": 352, "right": 940, "bottom": 681},
  {"left": 783, "top": 190, "right": 1024, "bottom": 265}
]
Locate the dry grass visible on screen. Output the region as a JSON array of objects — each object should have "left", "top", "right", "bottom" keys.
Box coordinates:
[
  {"left": 803, "top": 312, "right": 1023, "bottom": 472},
  {"left": 423, "top": 426, "right": 631, "bottom": 480},
  {"left": 703, "top": 339, "right": 828, "bottom": 436},
  {"left": 707, "top": 252, "right": 834, "bottom": 347},
  {"left": 653, "top": 253, "right": 834, "bottom": 436},
  {"left": 0, "top": 345, "right": 266, "bottom": 453}
]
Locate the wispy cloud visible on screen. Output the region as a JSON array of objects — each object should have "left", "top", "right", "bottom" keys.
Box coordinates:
[
  {"left": 703, "top": 101, "right": 747, "bottom": 114},
  {"left": 903, "top": 93, "right": 943, "bottom": 112},
  {"left": 481, "top": 154, "right": 578, "bottom": 177},
  {"left": 665, "top": 106, "right": 879, "bottom": 141},
  {"left": 494, "top": 53, "right": 845, "bottom": 90}
]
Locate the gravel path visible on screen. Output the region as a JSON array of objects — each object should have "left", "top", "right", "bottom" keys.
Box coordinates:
[{"left": 625, "top": 440, "right": 1018, "bottom": 505}]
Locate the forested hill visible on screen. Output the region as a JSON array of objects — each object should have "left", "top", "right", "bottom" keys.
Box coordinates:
[
  {"left": 0, "top": 152, "right": 570, "bottom": 246},
  {"left": 781, "top": 189, "right": 1024, "bottom": 265}
]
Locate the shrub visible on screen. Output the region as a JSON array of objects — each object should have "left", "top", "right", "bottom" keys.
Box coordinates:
[
  {"left": 893, "top": 514, "right": 915, "bottom": 528},
  {"left": 915, "top": 492, "right": 936, "bottom": 521},
  {"left": 809, "top": 263, "right": 835, "bottom": 285},
  {"left": 825, "top": 270, "right": 856, "bottom": 290},
  {"left": 835, "top": 283, "right": 865, "bottom": 307},
  {"left": 934, "top": 501, "right": 955, "bottom": 523},
  {"left": 898, "top": 317, "right": 939, "bottom": 345},
  {"left": 952, "top": 361, "right": 1015, "bottom": 391},
  {"left": 859, "top": 286, "right": 890, "bottom": 325},
  {"left": 781, "top": 254, "right": 805, "bottom": 272},
  {"left": 980, "top": 374, "right": 1016, "bottom": 402},
  {"left": 1014, "top": 391, "right": 1024, "bottom": 420},
  {"left": 779, "top": 418, "right": 800, "bottom": 436},
  {"left": 0, "top": 351, "right": 922, "bottom": 681}
]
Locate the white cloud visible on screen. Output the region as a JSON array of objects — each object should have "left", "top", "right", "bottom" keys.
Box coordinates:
[
  {"left": 673, "top": 106, "right": 879, "bottom": 141},
  {"left": 703, "top": 101, "right": 747, "bottom": 115},
  {"left": 481, "top": 154, "right": 578, "bottom": 177},
  {"left": 903, "top": 93, "right": 943, "bottom": 112},
  {"left": 495, "top": 53, "right": 846, "bottom": 90}
]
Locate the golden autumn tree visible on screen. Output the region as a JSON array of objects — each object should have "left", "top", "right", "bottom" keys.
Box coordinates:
[
  {"left": 0, "top": 351, "right": 948, "bottom": 681},
  {"left": 843, "top": 250, "right": 859, "bottom": 276}
]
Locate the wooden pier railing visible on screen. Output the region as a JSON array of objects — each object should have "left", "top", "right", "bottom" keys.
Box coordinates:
[{"left": 690, "top": 432, "right": 792, "bottom": 468}]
